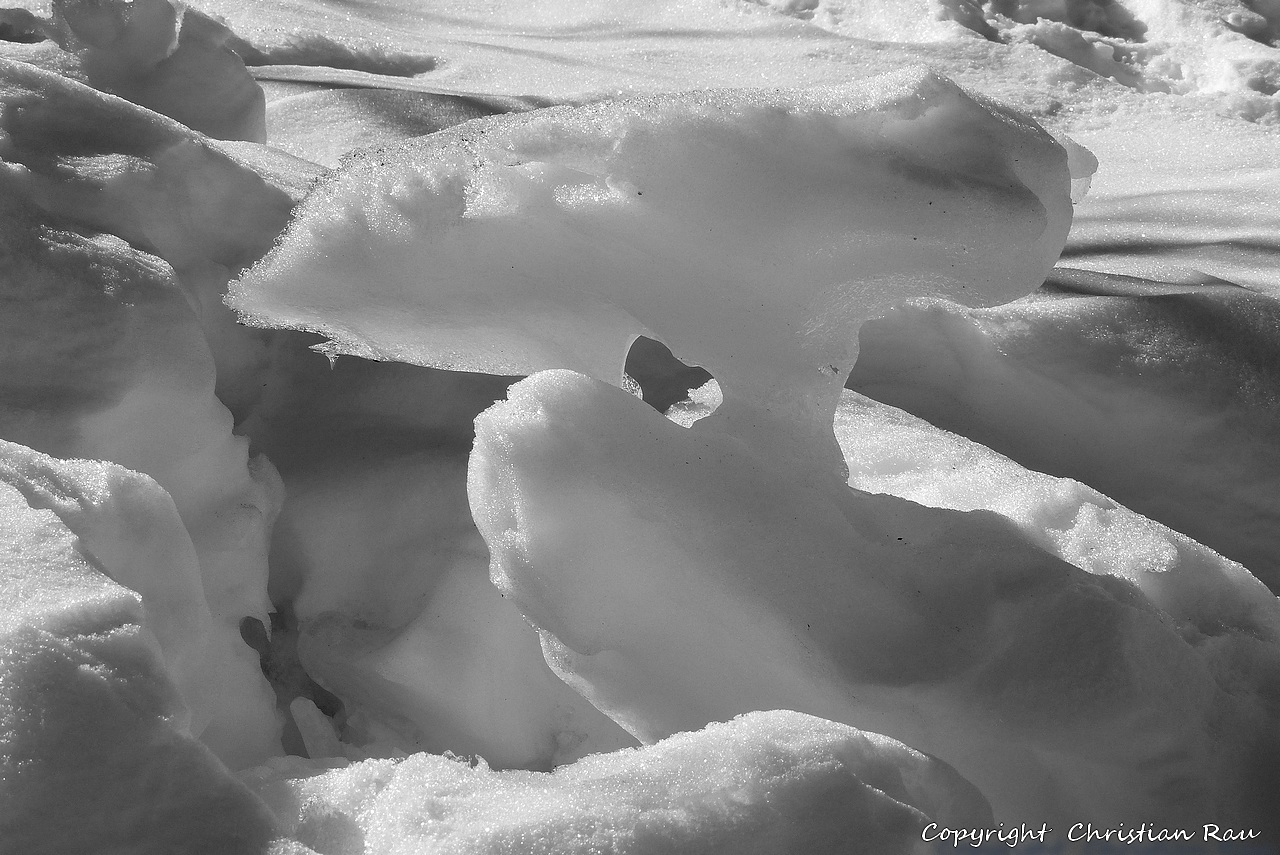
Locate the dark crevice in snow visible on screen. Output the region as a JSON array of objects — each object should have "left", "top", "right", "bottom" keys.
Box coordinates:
[
  {"left": 240, "top": 331, "right": 519, "bottom": 470},
  {"left": 241, "top": 609, "right": 346, "bottom": 758},
  {"left": 624, "top": 336, "right": 713, "bottom": 414}
]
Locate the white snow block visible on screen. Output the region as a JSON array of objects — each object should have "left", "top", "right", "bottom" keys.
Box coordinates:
[
  {"left": 469, "top": 369, "right": 1280, "bottom": 832},
  {"left": 232, "top": 68, "right": 1076, "bottom": 474}
]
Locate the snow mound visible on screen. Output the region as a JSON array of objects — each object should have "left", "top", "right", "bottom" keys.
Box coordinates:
[
  {"left": 0, "top": 192, "right": 282, "bottom": 767},
  {"left": 0, "top": 55, "right": 303, "bottom": 414},
  {"left": 469, "top": 368, "right": 1280, "bottom": 831},
  {"left": 0, "top": 440, "right": 275, "bottom": 853},
  {"left": 848, "top": 290, "right": 1280, "bottom": 592},
  {"left": 0, "top": 57, "right": 283, "bottom": 269},
  {"left": 676, "top": 380, "right": 1280, "bottom": 639},
  {"left": 232, "top": 68, "right": 1079, "bottom": 472},
  {"left": 1, "top": 0, "right": 265, "bottom": 140},
  {"left": 244, "top": 709, "right": 990, "bottom": 855}
]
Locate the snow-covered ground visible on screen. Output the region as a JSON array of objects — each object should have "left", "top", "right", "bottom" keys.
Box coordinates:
[{"left": 2, "top": 0, "right": 1280, "bottom": 852}]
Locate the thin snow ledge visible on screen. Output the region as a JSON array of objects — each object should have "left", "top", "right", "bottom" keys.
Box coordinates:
[
  {"left": 230, "top": 68, "right": 1081, "bottom": 473},
  {"left": 244, "top": 709, "right": 990, "bottom": 855}
]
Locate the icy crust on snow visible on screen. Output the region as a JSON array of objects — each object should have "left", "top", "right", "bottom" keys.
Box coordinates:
[
  {"left": 232, "top": 69, "right": 1077, "bottom": 470},
  {"left": 847, "top": 290, "right": 1280, "bottom": 592},
  {"left": 0, "top": 191, "right": 282, "bottom": 766},
  {"left": 0, "top": 0, "right": 265, "bottom": 140},
  {"left": 245, "top": 710, "right": 990, "bottom": 855},
  {"left": 0, "top": 442, "right": 275, "bottom": 854},
  {"left": 469, "top": 369, "right": 1280, "bottom": 832}
]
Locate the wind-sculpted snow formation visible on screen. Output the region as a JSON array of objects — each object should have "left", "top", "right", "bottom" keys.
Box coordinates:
[
  {"left": 231, "top": 69, "right": 1078, "bottom": 474},
  {"left": 469, "top": 370, "right": 1280, "bottom": 831},
  {"left": 5, "top": 0, "right": 1280, "bottom": 850},
  {"left": 0, "top": 55, "right": 301, "bottom": 415},
  {"left": 233, "top": 59, "right": 1280, "bottom": 835}
]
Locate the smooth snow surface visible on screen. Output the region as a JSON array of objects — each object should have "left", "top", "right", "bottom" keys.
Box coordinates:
[{"left": 243, "top": 710, "right": 990, "bottom": 855}]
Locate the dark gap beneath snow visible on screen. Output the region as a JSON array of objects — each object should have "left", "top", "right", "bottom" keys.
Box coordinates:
[
  {"left": 240, "top": 610, "right": 345, "bottom": 758},
  {"left": 625, "top": 336, "right": 713, "bottom": 413},
  {"left": 0, "top": 10, "right": 46, "bottom": 43}
]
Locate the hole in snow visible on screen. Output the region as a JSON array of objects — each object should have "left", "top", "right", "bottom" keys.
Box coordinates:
[
  {"left": 624, "top": 336, "right": 713, "bottom": 414},
  {"left": 239, "top": 615, "right": 270, "bottom": 656}
]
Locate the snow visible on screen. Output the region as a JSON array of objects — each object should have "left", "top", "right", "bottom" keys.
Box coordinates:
[
  {"left": 0, "top": 440, "right": 277, "bottom": 853},
  {"left": 262, "top": 88, "right": 498, "bottom": 168},
  {"left": 469, "top": 369, "right": 1280, "bottom": 830},
  {"left": 0, "top": 181, "right": 281, "bottom": 767},
  {"left": 847, "top": 290, "right": 1280, "bottom": 590},
  {"left": 2, "top": 0, "right": 1280, "bottom": 850},
  {"left": 242, "top": 709, "right": 990, "bottom": 855},
  {"left": 275, "top": 449, "right": 637, "bottom": 769},
  {"left": 231, "top": 69, "right": 1078, "bottom": 476},
  {"left": 3, "top": 0, "right": 265, "bottom": 140}
]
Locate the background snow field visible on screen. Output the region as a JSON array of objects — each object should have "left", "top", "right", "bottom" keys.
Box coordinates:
[{"left": 2, "top": 0, "right": 1280, "bottom": 853}]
